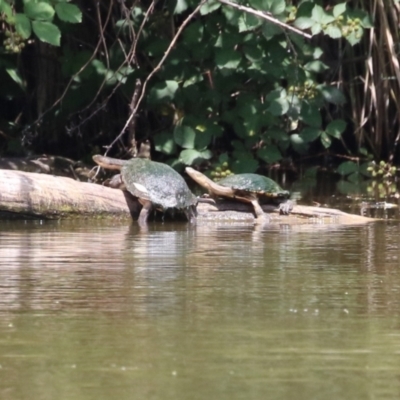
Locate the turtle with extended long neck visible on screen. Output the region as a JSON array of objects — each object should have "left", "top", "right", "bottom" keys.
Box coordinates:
[
  {"left": 93, "top": 155, "right": 197, "bottom": 224},
  {"left": 185, "top": 168, "right": 293, "bottom": 222}
]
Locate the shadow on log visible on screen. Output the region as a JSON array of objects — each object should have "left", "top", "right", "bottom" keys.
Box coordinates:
[{"left": 0, "top": 169, "right": 374, "bottom": 224}]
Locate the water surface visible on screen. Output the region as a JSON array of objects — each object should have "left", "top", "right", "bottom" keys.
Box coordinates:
[{"left": 1, "top": 219, "right": 400, "bottom": 400}]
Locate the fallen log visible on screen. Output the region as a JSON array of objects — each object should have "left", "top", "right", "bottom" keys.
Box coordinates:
[
  {"left": 0, "top": 169, "right": 139, "bottom": 219},
  {"left": 0, "top": 169, "right": 374, "bottom": 224}
]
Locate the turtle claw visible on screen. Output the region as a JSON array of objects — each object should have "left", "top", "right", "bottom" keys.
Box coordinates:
[{"left": 279, "top": 199, "right": 294, "bottom": 215}]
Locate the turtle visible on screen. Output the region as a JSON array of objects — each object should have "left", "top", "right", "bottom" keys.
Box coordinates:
[
  {"left": 93, "top": 155, "right": 197, "bottom": 224},
  {"left": 185, "top": 167, "right": 293, "bottom": 222}
]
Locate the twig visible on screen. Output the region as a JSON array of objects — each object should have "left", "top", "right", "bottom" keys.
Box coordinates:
[
  {"left": 127, "top": 79, "right": 142, "bottom": 155},
  {"left": 216, "top": 0, "right": 312, "bottom": 39},
  {"left": 132, "top": 0, "right": 156, "bottom": 60},
  {"left": 26, "top": 1, "right": 113, "bottom": 129},
  {"left": 105, "top": 0, "right": 208, "bottom": 156}
]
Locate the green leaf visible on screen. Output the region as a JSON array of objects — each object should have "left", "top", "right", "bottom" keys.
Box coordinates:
[
  {"left": 348, "top": 9, "right": 373, "bottom": 29},
  {"left": 238, "top": 13, "right": 261, "bottom": 32},
  {"left": 320, "top": 131, "right": 332, "bottom": 148},
  {"left": 55, "top": 3, "right": 82, "bottom": 23},
  {"left": 300, "top": 127, "right": 321, "bottom": 143},
  {"left": 5, "top": 67, "right": 25, "bottom": 89},
  {"left": 148, "top": 80, "right": 179, "bottom": 103},
  {"left": 304, "top": 60, "right": 329, "bottom": 73},
  {"left": 0, "top": 1, "right": 13, "bottom": 20},
  {"left": 24, "top": 2, "right": 55, "bottom": 21},
  {"left": 172, "top": 0, "right": 188, "bottom": 14},
  {"left": 214, "top": 32, "right": 240, "bottom": 49},
  {"left": 200, "top": 0, "right": 220, "bottom": 15},
  {"left": 264, "top": 128, "right": 287, "bottom": 141},
  {"left": 237, "top": 97, "right": 258, "bottom": 118},
  {"left": 296, "top": 1, "right": 314, "bottom": 17},
  {"left": 347, "top": 172, "right": 363, "bottom": 183},
  {"left": 257, "top": 145, "right": 282, "bottom": 163},
  {"left": 346, "top": 29, "right": 364, "bottom": 46},
  {"left": 218, "top": 153, "right": 229, "bottom": 164},
  {"left": 249, "top": 0, "right": 285, "bottom": 15},
  {"left": 311, "top": 5, "right": 325, "bottom": 23},
  {"left": 311, "top": 23, "right": 322, "bottom": 35},
  {"left": 333, "top": 3, "right": 347, "bottom": 17},
  {"left": 294, "top": 17, "right": 314, "bottom": 30},
  {"left": 232, "top": 157, "right": 259, "bottom": 173},
  {"left": 326, "top": 119, "right": 346, "bottom": 139},
  {"left": 174, "top": 125, "right": 196, "bottom": 149},
  {"left": 15, "top": 14, "right": 32, "bottom": 39},
  {"left": 337, "top": 179, "right": 364, "bottom": 195},
  {"left": 290, "top": 133, "right": 309, "bottom": 154},
  {"left": 61, "top": 50, "right": 92, "bottom": 77},
  {"left": 269, "top": 0, "right": 286, "bottom": 15},
  {"left": 32, "top": 21, "right": 61, "bottom": 46},
  {"left": 154, "top": 132, "right": 177, "bottom": 155},
  {"left": 300, "top": 103, "right": 321, "bottom": 127},
  {"left": 268, "top": 98, "right": 289, "bottom": 116},
  {"left": 221, "top": 7, "right": 241, "bottom": 25},
  {"left": 313, "top": 47, "right": 323, "bottom": 59},
  {"left": 325, "top": 25, "right": 342, "bottom": 39},
  {"left": 179, "top": 149, "right": 212, "bottom": 165},
  {"left": 337, "top": 161, "right": 360, "bottom": 176},
  {"left": 183, "top": 75, "right": 203, "bottom": 88},
  {"left": 194, "top": 131, "right": 213, "bottom": 149},
  {"left": 243, "top": 45, "right": 263, "bottom": 63},
  {"left": 360, "top": 15, "right": 373, "bottom": 29},
  {"left": 318, "top": 85, "right": 346, "bottom": 105},
  {"left": 359, "top": 162, "right": 372, "bottom": 177},
  {"left": 91, "top": 59, "right": 107, "bottom": 75},
  {"left": 266, "top": 90, "right": 289, "bottom": 116},
  {"left": 215, "top": 48, "right": 242, "bottom": 69},
  {"left": 321, "top": 14, "right": 335, "bottom": 24},
  {"left": 194, "top": 122, "right": 222, "bottom": 148},
  {"left": 183, "top": 21, "right": 203, "bottom": 45},
  {"left": 261, "top": 21, "right": 283, "bottom": 39}
]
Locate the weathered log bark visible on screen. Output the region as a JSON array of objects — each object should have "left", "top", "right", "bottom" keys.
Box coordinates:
[
  {"left": 0, "top": 169, "right": 374, "bottom": 223},
  {"left": 0, "top": 169, "right": 139, "bottom": 219}
]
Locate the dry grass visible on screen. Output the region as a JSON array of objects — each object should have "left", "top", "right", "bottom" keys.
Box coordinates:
[{"left": 341, "top": 0, "right": 400, "bottom": 161}]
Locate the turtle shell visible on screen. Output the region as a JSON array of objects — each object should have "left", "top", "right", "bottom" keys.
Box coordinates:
[
  {"left": 217, "top": 173, "right": 290, "bottom": 199},
  {"left": 121, "top": 158, "right": 197, "bottom": 210}
]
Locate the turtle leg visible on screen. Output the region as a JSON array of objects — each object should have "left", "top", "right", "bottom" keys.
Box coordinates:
[
  {"left": 184, "top": 205, "right": 197, "bottom": 223},
  {"left": 138, "top": 199, "right": 153, "bottom": 224},
  {"left": 278, "top": 199, "right": 294, "bottom": 215},
  {"left": 250, "top": 199, "right": 270, "bottom": 223}
]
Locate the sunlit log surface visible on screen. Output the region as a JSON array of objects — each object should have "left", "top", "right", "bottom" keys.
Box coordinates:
[{"left": 0, "top": 169, "right": 374, "bottom": 223}]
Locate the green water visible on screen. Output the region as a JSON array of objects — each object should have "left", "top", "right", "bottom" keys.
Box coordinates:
[{"left": 1, "top": 219, "right": 400, "bottom": 400}]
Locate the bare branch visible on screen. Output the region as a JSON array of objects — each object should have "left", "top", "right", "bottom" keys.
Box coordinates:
[
  {"left": 26, "top": 0, "right": 114, "bottom": 130},
  {"left": 128, "top": 79, "right": 143, "bottom": 156},
  {"left": 105, "top": 0, "right": 208, "bottom": 156}
]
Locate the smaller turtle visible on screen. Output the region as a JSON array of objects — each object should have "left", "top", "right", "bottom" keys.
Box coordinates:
[
  {"left": 94, "top": 155, "right": 197, "bottom": 224},
  {"left": 185, "top": 168, "right": 293, "bottom": 222}
]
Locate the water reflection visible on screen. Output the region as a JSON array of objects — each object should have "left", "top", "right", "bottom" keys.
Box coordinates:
[{"left": 1, "top": 220, "right": 400, "bottom": 399}]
